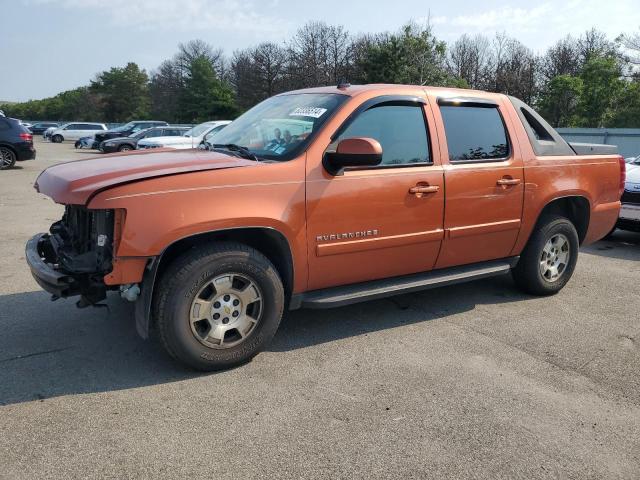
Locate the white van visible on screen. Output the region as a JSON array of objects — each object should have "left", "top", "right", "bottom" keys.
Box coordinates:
[{"left": 50, "top": 123, "right": 107, "bottom": 142}]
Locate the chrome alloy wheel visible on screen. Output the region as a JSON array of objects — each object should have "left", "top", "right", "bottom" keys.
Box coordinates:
[
  {"left": 189, "top": 273, "right": 263, "bottom": 349},
  {"left": 0, "top": 147, "right": 15, "bottom": 169},
  {"left": 539, "top": 233, "right": 570, "bottom": 282}
]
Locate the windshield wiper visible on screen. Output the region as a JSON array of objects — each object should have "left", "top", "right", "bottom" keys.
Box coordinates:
[{"left": 211, "top": 143, "right": 259, "bottom": 162}]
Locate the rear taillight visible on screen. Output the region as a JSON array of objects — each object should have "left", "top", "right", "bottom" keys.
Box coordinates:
[
  {"left": 19, "top": 132, "right": 33, "bottom": 142},
  {"left": 618, "top": 155, "right": 626, "bottom": 198}
]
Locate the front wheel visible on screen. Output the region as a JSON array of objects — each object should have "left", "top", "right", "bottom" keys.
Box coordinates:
[
  {"left": 153, "top": 242, "right": 285, "bottom": 371},
  {"left": 118, "top": 144, "right": 133, "bottom": 152},
  {"left": 512, "top": 215, "right": 579, "bottom": 296},
  {"left": 52, "top": 134, "right": 63, "bottom": 143}
]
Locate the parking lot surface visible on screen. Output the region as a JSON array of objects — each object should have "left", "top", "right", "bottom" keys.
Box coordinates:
[{"left": 0, "top": 139, "right": 639, "bottom": 479}]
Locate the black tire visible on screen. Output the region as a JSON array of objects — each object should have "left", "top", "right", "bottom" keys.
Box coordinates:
[
  {"left": 512, "top": 215, "right": 579, "bottom": 296},
  {"left": 0, "top": 146, "right": 16, "bottom": 170},
  {"left": 154, "top": 242, "right": 285, "bottom": 371},
  {"left": 52, "top": 134, "right": 63, "bottom": 143},
  {"left": 118, "top": 144, "right": 133, "bottom": 152}
]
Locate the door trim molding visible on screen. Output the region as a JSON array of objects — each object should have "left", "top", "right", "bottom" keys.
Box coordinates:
[{"left": 447, "top": 219, "right": 521, "bottom": 239}]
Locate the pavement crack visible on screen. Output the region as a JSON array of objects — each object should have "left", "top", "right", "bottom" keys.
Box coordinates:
[{"left": 0, "top": 346, "right": 72, "bottom": 363}]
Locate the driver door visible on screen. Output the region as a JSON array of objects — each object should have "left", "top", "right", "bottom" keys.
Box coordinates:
[{"left": 305, "top": 97, "right": 445, "bottom": 290}]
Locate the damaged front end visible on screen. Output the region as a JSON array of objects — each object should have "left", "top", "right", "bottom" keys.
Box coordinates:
[{"left": 26, "top": 206, "right": 116, "bottom": 307}]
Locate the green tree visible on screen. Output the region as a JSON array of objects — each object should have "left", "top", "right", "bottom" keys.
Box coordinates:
[
  {"left": 610, "top": 81, "right": 640, "bottom": 127},
  {"left": 358, "top": 23, "right": 462, "bottom": 87},
  {"left": 177, "top": 56, "right": 237, "bottom": 123},
  {"left": 90, "top": 62, "right": 150, "bottom": 122},
  {"left": 576, "top": 56, "right": 623, "bottom": 127},
  {"left": 538, "top": 75, "right": 583, "bottom": 127}
]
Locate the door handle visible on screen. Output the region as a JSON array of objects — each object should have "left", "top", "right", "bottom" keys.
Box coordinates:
[
  {"left": 496, "top": 178, "right": 521, "bottom": 186},
  {"left": 409, "top": 185, "right": 440, "bottom": 197}
]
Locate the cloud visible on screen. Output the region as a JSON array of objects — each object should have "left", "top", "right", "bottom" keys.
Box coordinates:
[
  {"left": 24, "top": 0, "right": 289, "bottom": 36},
  {"left": 430, "top": 0, "right": 639, "bottom": 51}
]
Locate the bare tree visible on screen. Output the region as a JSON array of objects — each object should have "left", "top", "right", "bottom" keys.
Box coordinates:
[
  {"left": 540, "top": 36, "right": 581, "bottom": 81},
  {"left": 489, "top": 33, "right": 539, "bottom": 103},
  {"left": 447, "top": 34, "right": 491, "bottom": 89},
  {"left": 230, "top": 42, "right": 288, "bottom": 110},
  {"left": 287, "top": 22, "right": 355, "bottom": 87}
]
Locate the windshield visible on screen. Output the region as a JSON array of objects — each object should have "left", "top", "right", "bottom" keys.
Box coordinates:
[
  {"left": 211, "top": 93, "right": 348, "bottom": 161},
  {"left": 112, "top": 122, "right": 136, "bottom": 132},
  {"left": 131, "top": 128, "right": 152, "bottom": 139},
  {"left": 184, "top": 123, "right": 215, "bottom": 137}
]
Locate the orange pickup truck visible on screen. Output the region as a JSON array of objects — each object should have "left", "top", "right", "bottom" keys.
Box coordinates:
[{"left": 27, "top": 84, "right": 624, "bottom": 370}]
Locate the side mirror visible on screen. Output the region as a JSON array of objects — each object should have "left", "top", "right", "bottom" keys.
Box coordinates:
[{"left": 323, "top": 137, "right": 382, "bottom": 175}]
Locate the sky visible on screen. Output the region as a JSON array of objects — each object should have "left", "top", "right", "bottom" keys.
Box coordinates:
[{"left": 1, "top": 0, "right": 639, "bottom": 102}]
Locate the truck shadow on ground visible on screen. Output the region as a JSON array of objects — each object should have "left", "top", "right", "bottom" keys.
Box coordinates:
[
  {"left": 582, "top": 230, "right": 640, "bottom": 261},
  {"left": 0, "top": 275, "right": 529, "bottom": 406}
]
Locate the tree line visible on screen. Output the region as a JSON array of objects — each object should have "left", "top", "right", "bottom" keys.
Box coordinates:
[{"left": 3, "top": 21, "right": 640, "bottom": 128}]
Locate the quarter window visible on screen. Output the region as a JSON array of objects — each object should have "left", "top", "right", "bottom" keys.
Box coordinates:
[
  {"left": 337, "top": 104, "right": 430, "bottom": 166},
  {"left": 440, "top": 106, "right": 509, "bottom": 162}
]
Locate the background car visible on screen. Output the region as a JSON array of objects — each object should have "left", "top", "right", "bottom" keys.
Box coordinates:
[
  {"left": 29, "top": 122, "right": 59, "bottom": 134},
  {"left": 75, "top": 136, "right": 99, "bottom": 149},
  {"left": 94, "top": 120, "right": 168, "bottom": 144},
  {"left": 43, "top": 126, "right": 57, "bottom": 141},
  {"left": 100, "top": 125, "right": 190, "bottom": 153},
  {"left": 137, "top": 120, "right": 230, "bottom": 150},
  {"left": 0, "top": 116, "right": 35, "bottom": 170},
  {"left": 50, "top": 122, "right": 107, "bottom": 142},
  {"left": 616, "top": 155, "right": 640, "bottom": 232}
]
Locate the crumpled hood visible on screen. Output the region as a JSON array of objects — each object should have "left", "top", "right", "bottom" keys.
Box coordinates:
[{"left": 35, "top": 148, "right": 258, "bottom": 204}]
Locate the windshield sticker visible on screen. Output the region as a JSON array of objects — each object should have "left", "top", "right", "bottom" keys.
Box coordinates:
[{"left": 289, "top": 107, "right": 327, "bottom": 118}]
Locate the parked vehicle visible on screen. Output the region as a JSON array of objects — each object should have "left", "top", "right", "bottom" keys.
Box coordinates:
[
  {"left": 137, "top": 121, "right": 230, "bottom": 150},
  {"left": 94, "top": 121, "right": 168, "bottom": 144},
  {"left": 75, "top": 136, "right": 98, "bottom": 149},
  {"left": 0, "top": 116, "right": 35, "bottom": 169},
  {"left": 615, "top": 156, "right": 640, "bottom": 232},
  {"left": 29, "top": 122, "right": 59, "bottom": 135},
  {"left": 50, "top": 122, "right": 107, "bottom": 142},
  {"left": 26, "top": 84, "right": 623, "bottom": 370},
  {"left": 100, "top": 126, "right": 189, "bottom": 153},
  {"left": 20, "top": 121, "right": 33, "bottom": 129},
  {"left": 43, "top": 126, "right": 57, "bottom": 141}
]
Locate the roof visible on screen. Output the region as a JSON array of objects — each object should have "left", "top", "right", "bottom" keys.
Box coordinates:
[{"left": 279, "top": 83, "right": 503, "bottom": 101}]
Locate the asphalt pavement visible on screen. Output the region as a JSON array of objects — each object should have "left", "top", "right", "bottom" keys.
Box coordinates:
[{"left": 0, "top": 139, "right": 638, "bottom": 479}]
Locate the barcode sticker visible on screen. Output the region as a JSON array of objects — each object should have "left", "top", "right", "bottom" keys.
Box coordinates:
[{"left": 289, "top": 107, "right": 327, "bottom": 118}]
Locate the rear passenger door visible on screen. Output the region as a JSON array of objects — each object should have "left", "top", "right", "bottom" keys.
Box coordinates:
[
  {"left": 430, "top": 96, "right": 524, "bottom": 269},
  {"left": 305, "top": 97, "right": 445, "bottom": 290}
]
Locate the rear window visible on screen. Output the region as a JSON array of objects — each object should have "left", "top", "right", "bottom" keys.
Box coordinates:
[{"left": 440, "top": 106, "right": 510, "bottom": 162}]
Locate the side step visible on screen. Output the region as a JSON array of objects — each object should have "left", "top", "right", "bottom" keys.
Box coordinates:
[{"left": 292, "top": 257, "right": 519, "bottom": 310}]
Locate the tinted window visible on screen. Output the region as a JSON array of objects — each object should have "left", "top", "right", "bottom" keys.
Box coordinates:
[
  {"left": 65, "top": 124, "right": 80, "bottom": 130},
  {"left": 337, "top": 104, "right": 430, "bottom": 166},
  {"left": 0, "top": 119, "right": 10, "bottom": 131},
  {"left": 440, "top": 106, "right": 509, "bottom": 161},
  {"left": 145, "top": 129, "right": 163, "bottom": 137}
]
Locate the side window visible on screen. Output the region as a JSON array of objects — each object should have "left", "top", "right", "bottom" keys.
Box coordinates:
[
  {"left": 146, "top": 129, "right": 162, "bottom": 137},
  {"left": 65, "top": 124, "right": 78, "bottom": 130},
  {"left": 337, "top": 104, "right": 430, "bottom": 166},
  {"left": 520, "top": 107, "right": 553, "bottom": 141},
  {"left": 0, "top": 119, "right": 10, "bottom": 131},
  {"left": 440, "top": 106, "right": 509, "bottom": 162}
]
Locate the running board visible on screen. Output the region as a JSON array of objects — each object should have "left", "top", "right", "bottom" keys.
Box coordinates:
[{"left": 291, "top": 257, "right": 519, "bottom": 310}]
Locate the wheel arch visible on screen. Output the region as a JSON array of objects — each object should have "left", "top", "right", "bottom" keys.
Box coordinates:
[
  {"left": 135, "top": 226, "right": 295, "bottom": 339},
  {"left": 534, "top": 195, "right": 591, "bottom": 244}
]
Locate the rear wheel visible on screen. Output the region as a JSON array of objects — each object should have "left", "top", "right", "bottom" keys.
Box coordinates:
[
  {"left": 0, "top": 147, "right": 16, "bottom": 169},
  {"left": 52, "top": 134, "right": 63, "bottom": 143},
  {"left": 154, "top": 242, "right": 285, "bottom": 371},
  {"left": 512, "top": 215, "right": 579, "bottom": 296}
]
